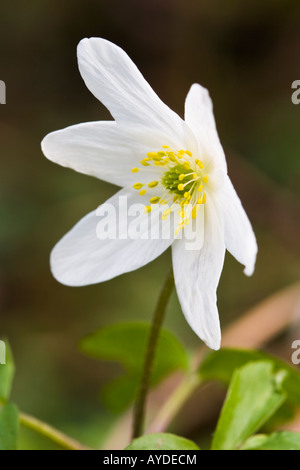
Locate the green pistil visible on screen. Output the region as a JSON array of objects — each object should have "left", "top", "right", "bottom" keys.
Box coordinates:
[{"left": 161, "top": 164, "right": 196, "bottom": 196}]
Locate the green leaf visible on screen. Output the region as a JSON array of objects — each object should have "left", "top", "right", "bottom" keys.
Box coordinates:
[
  {"left": 199, "top": 348, "right": 300, "bottom": 406},
  {"left": 125, "top": 433, "right": 200, "bottom": 450},
  {"left": 80, "top": 322, "right": 188, "bottom": 412},
  {"left": 211, "top": 361, "right": 287, "bottom": 450},
  {"left": 0, "top": 341, "right": 15, "bottom": 403},
  {"left": 0, "top": 403, "right": 19, "bottom": 450},
  {"left": 242, "top": 432, "right": 300, "bottom": 450}
]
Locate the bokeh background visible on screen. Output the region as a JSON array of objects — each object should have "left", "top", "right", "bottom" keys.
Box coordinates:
[{"left": 0, "top": 0, "right": 300, "bottom": 449}]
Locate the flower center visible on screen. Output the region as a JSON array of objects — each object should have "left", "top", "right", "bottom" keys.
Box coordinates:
[{"left": 131, "top": 146, "right": 209, "bottom": 232}]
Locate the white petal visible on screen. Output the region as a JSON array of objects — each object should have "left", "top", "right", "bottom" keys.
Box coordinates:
[
  {"left": 41, "top": 121, "right": 151, "bottom": 187},
  {"left": 77, "top": 38, "right": 194, "bottom": 149},
  {"left": 218, "top": 177, "right": 257, "bottom": 276},
  {"left": 51, "top": 187, "right": 177, "bottom": 286},
  {"left": 184, "top": 83, "right": 227, "bottom": 171},
  {"left": 172, "top": 197, "right": 225, "bottom": 350}
]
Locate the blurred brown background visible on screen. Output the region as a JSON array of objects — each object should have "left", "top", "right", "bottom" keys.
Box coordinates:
[{"left": 0, "top": 0, "right": 300, "bottom": 448}]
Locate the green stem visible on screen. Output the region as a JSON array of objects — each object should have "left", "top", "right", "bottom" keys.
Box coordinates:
[
  {"left": 19, "top": 411, "right": 91, "bottom": 450},
  {"left": 132, "top": 267, "right": 175, "bottom": 439}
]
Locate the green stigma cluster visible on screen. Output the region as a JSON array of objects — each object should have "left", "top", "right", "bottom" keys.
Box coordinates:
[{"left": 131, "top": 146, "right": 209, "bottom": 231}]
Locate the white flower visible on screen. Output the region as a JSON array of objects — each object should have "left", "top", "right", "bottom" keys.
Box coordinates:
[{"left": 41, "top": 38, "right": 257, "bottom": 350}]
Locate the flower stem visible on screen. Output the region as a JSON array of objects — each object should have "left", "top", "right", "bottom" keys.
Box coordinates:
[
  {"left": 132, "top": 267, "right": 175, "bottom": 439},
  {"left": 19, "top": 411, "right": 91, "bottom": 450}
]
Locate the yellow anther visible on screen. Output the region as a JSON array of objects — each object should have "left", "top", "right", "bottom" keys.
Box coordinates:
[
  {"left": 162, "top": 145, "right": 169, "bottom": 149},
  {"left": 133, "top": 183, "right": 144, "bottom": 190},
  {"left": 149, "top": 196, "right": 160, "bottom": 204},
  {"left": 140, "top": 159, "right": 150, "bottom": 166},
  {"left": 162, "top": 208, "right": 172, "bottom": 217},
  {"left": 144, "top": 205, "right": 152, "bottom": 213},
  {"left": 202, "top": 192, "right": 207, "bottom": 203},
  {"left": 179, "top": 210, "right": 186, "bottom": 218},
  {"left": 167, "top": 153, "right": 177, "bottom": 162},
  {"left": 195, "top": 159, "right": 204, "bottom": 169},
  {"left": 131, "top": 167, "right": 139, "bottom": 173},
  {"left": 186, "top": 150, "right": 192, "bottom": 157},
  {"left": 147, "top": 152, "right": 157, "bottom": 158},
  {"left": 203, "top": 175, "right": 209, "bottom": 183},
  {"left": 148, "top": 181, "right": 158, "bottom": 188},
  {"left": 192, "top": 204, "right": 200, "bottom": 219},
  {"left": 161, "top": 208, "right": 172, "bottom": 220},
  {"left": 197, "top": 197, "right": 203, "bottom": 204},
  {"left": 157, "top": 151, "right": 166, "bottom": 157},
  {"left": 179, "top": 174, "right": 186, "bottom": 181},
  {"left": 139, "top": 189, "right": 146, "bottom": 196},
  {"left": 197, "top": 184, "right": 203, "bottom": 192},
  {"left": 178, "top": 149, "right": 185, "bottom": 156},
  {"left": 183, "top": 161, "right": 190, "bottom": 169},
  {"left": 193, "top": 173, "right": 198, "bottom": 179},
  {"left": 178, "top": 183, "right": 184, "bottom": 191}
]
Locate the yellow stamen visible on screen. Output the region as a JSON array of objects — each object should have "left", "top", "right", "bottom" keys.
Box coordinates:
[
  {"left": 162, "top": 208, "right": 172, "bottom": 217},
  {"left": 179, "top": 174, "right": 186, "bottom": 181},
  {"left": 178, "top": 183, "right": 184, "bottom": 191},
  {"left": 203, "top": 175, "right": 209, "bottom": 183},
  {"left": 133, "top": 183, "right": 143, "bottom": 190},
  {"left": 192, "top": 204, "right": 200, "bottom": 219},
  {"left": 131, "top": 167, "right": 139, "bottom": 173},
  {"left": 195, "top": 159, "right": 204, "bottom": 169},
  {"left": 144, "top": 205, "right": 151, "bottom": 213},
  {"left": 148, "top": 181, "right": 158, "bottom": 188},
  {"left": 202, "top": 192, "right": 207, "bottom": 203},
  {"left": 197, "top": 184, "right": 203, "bottom": 192},
  {"left": 162, "top": 145, "right": 169, "bottom": 149},
  {"left": 186, "top": 150, "right": 192, "bottom": 157},
  {"left": 149, "top": 196, "right": 160, "bottom": 204},
  {"left": 139, "top": 189, "right": 146, "bottom": 196}
]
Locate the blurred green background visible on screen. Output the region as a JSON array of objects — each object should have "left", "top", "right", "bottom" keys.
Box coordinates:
[{"left": 0, "top": 0, "right": 300, "bottom": 449}]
